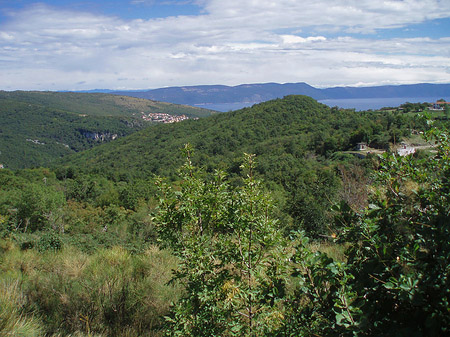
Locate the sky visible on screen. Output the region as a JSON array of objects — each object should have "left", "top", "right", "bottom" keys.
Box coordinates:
[{"left": 0, "top": 0, "right": 449, "bottom": 91}]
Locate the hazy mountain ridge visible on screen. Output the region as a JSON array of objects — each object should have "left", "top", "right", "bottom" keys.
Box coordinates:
[
  {"left": 322, "top": 83, "right": 450, "bottom": 99},
  {"left": 109, "top": 82, "right": 450, "bottom": 105}
]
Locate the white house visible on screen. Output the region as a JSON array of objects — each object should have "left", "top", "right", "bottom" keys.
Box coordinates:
[
  {"left": 397, "top": 143, "right": 415, "bottom": 156},
  {"left": 356, "top": 142, "right": 368, "bottom": 151}
]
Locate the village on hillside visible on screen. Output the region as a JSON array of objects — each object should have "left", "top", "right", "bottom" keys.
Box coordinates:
[{"left": 138, "top": 111, "right": 198, "bottom": 123}]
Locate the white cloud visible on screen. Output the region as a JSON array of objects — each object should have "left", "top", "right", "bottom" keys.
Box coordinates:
[
  {"left": 0, "top": 1, "right": 449, "bottom": 90},
  {"left": 281, "top": 35, "right": 327, "bottom": 44},
  {"left": 203, "top": 0, "right": 450, "bottom": 33}
]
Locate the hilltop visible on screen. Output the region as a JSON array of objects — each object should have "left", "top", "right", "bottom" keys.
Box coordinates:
[
  {"left": 60, "top": 95, "right": 333, "bottom": 174},
  {"left": 0, "top": 91, "right": 215, "bottom": 118},
  {"left": 61, "top": 95, "right": 422, "bottom": 178}
]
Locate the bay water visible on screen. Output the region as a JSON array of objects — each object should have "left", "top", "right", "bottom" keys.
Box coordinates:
[{"left": 197, "top": 97, "right": 445, "bottom": 112}]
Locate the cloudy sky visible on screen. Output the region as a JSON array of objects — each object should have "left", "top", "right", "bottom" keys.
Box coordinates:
[{"left": 0, "top": 0, "right": 449, "bottom": 91}]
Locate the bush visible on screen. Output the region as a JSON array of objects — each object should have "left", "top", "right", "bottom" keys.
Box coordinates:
[{"left": 37, "top": 231, "right": 62, "bottom": 252}]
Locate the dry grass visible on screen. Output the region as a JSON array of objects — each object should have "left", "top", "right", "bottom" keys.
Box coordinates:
[
  {"left": 0, "top": 279, "right": 44, "bottom": 337},
  {"left": 0, "top": 238, "right": 182, "bottom": 337},
  {"left": 308, "top": 241, "right": 348, "bottom": 262}
]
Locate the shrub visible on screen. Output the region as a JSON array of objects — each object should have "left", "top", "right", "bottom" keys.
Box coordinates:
[{"left": 37, "top": 231, "right": 63, "bottom": 252}]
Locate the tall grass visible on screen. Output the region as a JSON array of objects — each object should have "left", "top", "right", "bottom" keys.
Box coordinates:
[
  {"left": 0, "top": 279, "right": 43, "bottom": 336},
  {"left": 308, "top": 241, "right": 348, "bottom": 262},
  {"left": 0, "top": 239, "right": 181, "bottom": 337}
]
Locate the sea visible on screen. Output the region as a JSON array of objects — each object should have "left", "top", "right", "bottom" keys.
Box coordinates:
[{"left": 196, "top": 97, "right": 445, "bottom": 112}]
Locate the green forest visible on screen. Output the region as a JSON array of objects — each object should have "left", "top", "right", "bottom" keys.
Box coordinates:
[{"left": 1, "top": 93, "right": 449, "bottom": 336}]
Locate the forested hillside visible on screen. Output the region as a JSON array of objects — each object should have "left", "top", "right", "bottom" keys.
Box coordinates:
[
  {"left": 0, "top": 91, "right": 215, "bottom": 169},
  {"left": 63, "top": 95, "right": 424, "bottom": 177},
  {"left": 62, "top": 95, "right": 427, "bottom": 234},
  {"left": 1, "top": 94, "right": 449, "bottom": 336}
]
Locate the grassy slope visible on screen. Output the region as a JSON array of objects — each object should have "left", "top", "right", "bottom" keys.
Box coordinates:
[{"left": 0, "top": 91, "right": 216, "bottom": 118}]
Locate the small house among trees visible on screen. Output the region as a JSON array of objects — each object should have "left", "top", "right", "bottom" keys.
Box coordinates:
[
  {"left": 432, "top": 100, "right": 450, "bottom": 110},
  {"left": 356, "top": 142, "right": 368, "bottom": 150}
]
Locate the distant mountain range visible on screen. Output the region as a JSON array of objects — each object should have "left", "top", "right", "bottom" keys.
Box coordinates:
[{"left": 103, "top": 82, "right": 450, "bottom": 106}]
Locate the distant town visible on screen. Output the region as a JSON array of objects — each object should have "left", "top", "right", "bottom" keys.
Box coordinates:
[{"left": 138, "top": 112, "right": 198, "bottom": 123}]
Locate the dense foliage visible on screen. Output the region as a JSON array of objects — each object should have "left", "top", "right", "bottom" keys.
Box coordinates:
[
  {"left": 151, "top": 126, "right": 450, "bottom": 336},
  {"left": 63, "top": 95, "right": 427, "bottom": 236},
  {"left": 338, "top": 126, "right": 450, "bottom": 335},
  {"left": 1, "top": 94, "right": 449, "bottom": 336},
  {"left": 0, "top": 167, "right": 158, "bottom": 253},
  {"left": 278, "top": 125, "right": 450, "bottom": 336}
]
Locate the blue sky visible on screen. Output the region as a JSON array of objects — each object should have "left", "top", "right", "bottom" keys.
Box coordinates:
[
  {"left": 0, "top": 1, "right": 203, "bottom": 21},
  {"left": 0, "top": 0, "right": 449, "bottom": 90}
]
